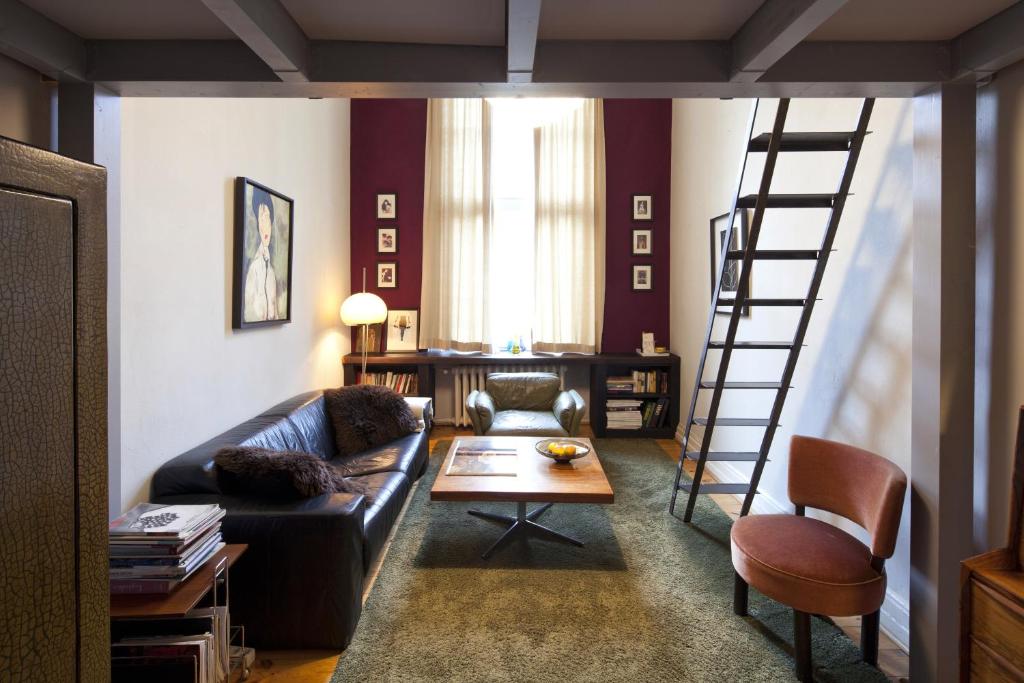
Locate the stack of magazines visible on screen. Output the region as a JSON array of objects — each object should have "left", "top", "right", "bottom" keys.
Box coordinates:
[
  {"left": 109, "top": 503, "right": 225, "bottom": 594},
  {"left": 111, "top": 605, "right": 231, "bottom": 682}
]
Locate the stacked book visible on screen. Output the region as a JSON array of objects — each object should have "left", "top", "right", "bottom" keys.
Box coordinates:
[
  {"left": 109, "top": 503, "right": 226, "bottom": 595},
  {"left": 606, "top": 376, "right": 638, "bottom": 394},
  {"left": 357, "top": 370, "right": 418, "bottom": 394},
  {"left": 606, "top": 398, "right": 644, "bottom": 429},
  {"left": 606, "top": 370, "right": 668, "bottom": 394},
  {"left": 111, "top": 606, "right": 231, "bottom": 683}
]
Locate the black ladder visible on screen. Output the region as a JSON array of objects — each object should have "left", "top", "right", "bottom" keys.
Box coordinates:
[{"left": 669, "top": 98, "right": 874, "bottom": 523}]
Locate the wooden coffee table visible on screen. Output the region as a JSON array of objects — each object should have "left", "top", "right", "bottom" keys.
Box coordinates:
[{"left": 430, "top": 436, "right": 614, "bottom": 559}]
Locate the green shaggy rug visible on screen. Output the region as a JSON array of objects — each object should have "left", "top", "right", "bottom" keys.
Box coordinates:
[{"left": 332, "top": 439, "right": 886, "bottom": 682}]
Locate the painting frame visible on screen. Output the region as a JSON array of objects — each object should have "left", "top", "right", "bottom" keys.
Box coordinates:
[
  {"left": 632, "top": 194, "right": 653, "bottom": 221},
  {"left": 376, "top": 192, "right": 397, "bottom": 220},
  {"left": 377, "top": 226, "right": 398, "bottom": 254},
  {"left": 710, "top": 209, "right": 751, "bottom": 318},
  {"left": 632, "top": 264, "right": 653, "bottom": 291},
  {"left": 632, "top": 228, "right": 652, "bottom": 255},
  {"left": 354, "top": 322, "right": 382, "bottom": 354},
  {"left": 232, "top": 177, "right": 295, "bottom": 330},
  {"left": 385, "top": 309, "right": 420, "bottom": 353},
  {"left": 377, "top": 261, "right": 398, "bottom": 289}
]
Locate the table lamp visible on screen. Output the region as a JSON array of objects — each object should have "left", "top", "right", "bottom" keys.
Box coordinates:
[{"left": 340, "top": 268, "right": 387, "bottom": 382}]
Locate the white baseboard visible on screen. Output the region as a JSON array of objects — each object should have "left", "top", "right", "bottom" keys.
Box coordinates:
[{"left": 674, "top": 431, "right": 909, "bottom": 652}]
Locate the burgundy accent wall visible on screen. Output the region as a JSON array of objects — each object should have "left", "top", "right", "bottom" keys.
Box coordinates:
[
  {"left": 348, "top": 98, "right": 671, "bottom": 353},
  {"left": 349, "top": 99, "right": 427, "bottom": 346},
  {"left": 601, "top": 99, "right": 672, "bottom": 353}
]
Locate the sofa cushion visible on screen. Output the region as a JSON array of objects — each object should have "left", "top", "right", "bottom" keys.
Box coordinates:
[
  {"left": 214, "top": 446, "right": 365, "bottom": 499},
  {"left": 485, "top": 372, "right": 561, "bottom": 411},
  {"left": 348, "top": 470, "right": 412, "bottom": 569},
  {"left": 329, "top": 431, "right": 425, "bottom": 480},
  {"left": 324, "top": 385, "right": 418, "bottom": 456},
  {"left": 487, "top": 410, "right": 567, "bottom": 437}
]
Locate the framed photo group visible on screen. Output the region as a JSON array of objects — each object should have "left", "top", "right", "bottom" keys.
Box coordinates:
[
  {"left": 376, "top": 192, "right": 398, "bottom": 287},
  {"left": 631, "top": 193, "right": 654, "bottom": 291}
]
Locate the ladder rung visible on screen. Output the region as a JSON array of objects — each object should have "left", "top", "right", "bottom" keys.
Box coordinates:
[
  {"left": 685, "top": 451, "right": 762, "bottom": 462},
  {"left": 737, "top": 193, "right": 835, "bottom": 209},
  {"left": 718, "top": 297, "right": 805, "bottom": 307},
  {"left": 677, "top": 482, "right": 753, "bottom": 495},
  {"left": 727, "top": 249, "right": 819, "bottom": 260},
  {"left": 699, "top": 381, "right": 783, "bottom": 389},
  {"left": 748, "top": 131, "right": 856, "bottom": 153},
  {"left": 708, "top": 340, "right": 793, "bottom": 350},
  {"left": 693, "top": 417, "right": 771, "bottom": 427}
]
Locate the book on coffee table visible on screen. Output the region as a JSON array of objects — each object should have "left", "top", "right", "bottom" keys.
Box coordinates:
[{"left": 445, "top": 441, "right": 518, "bottom": 476}]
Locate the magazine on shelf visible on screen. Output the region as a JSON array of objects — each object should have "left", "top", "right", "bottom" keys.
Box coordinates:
[
  {"left": 445, "top": 441, "right": 519, "bottom": 476},
  {"left": 110, "top": 503, "right": 225, "bottom": 540}
]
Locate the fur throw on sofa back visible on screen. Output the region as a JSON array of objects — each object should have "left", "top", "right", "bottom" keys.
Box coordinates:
[
  {"left": 214, "top": 446, "right": 365, "bottom": 499},
  {"left": 324, "top": 385, "right": 418, "bottom": 457}
]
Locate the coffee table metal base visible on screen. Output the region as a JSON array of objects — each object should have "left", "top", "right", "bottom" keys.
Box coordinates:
[{"left": 467, "top": 502, "right": 584, "bottom": 559}]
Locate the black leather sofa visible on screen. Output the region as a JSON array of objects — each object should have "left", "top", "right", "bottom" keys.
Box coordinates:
[{"left": 149, "top": 390, "right": 432, "bottom": 649}]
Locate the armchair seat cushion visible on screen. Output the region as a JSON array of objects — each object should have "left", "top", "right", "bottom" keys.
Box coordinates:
[
  {"left": 731, "top": 514, "right": 885, "bottom": 617},
  {"left": 487, "top": 410, "right": 568, "bottom": 437}
]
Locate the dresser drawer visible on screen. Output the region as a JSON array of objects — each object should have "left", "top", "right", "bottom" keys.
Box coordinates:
[{"left": 971, "top": 580, "right": 1024, "bottom": 673}]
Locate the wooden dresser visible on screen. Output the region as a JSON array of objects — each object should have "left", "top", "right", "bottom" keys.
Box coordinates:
[{"left": 961, "top": 405, "right": 1024, "bottom": 681}]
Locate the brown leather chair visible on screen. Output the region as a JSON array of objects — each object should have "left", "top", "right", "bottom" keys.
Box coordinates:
[{"left": 730, "top": 435, "right": 907, "bottom": 682}]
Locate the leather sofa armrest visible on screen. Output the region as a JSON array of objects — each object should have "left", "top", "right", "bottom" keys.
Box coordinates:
[
  {"left": 553, "top": 391, "right": 577, "bottom": 434},
  {"left": 466, "top": 390, "right": 495, "bottom": 435},
  {"left": 403, "top": 396, "right": 433, "bottom": 432},
  {"left": 151, "top": 492, "right": 367, "bottom": 649},
  {"left": 568, "top": 389, "right": 586, "bottom": 436}
]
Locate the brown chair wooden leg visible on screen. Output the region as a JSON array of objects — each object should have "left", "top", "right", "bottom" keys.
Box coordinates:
[
  {"left": 794, "top": 610, "right": 812, "bottom": 682},
  {"left": 861, "top": 610, "right": 880, "bottom": 666},
  {"left": 733, "top": 572, "right": 748, "bottom": 616}
]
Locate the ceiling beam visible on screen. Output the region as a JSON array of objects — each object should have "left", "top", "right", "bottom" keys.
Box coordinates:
[
  {"left": 0, "top": 0, "right": 86, "bottom": 81},
  {"left": 730, "top": 0, "right": 848, "bottom": 83},
  {"left": 506, "top": 0, "right": 542, "bottom": 83},
  {"left": 199, "top": 0, "right": 309, "bottom": 82},
  {"left": 951, "top": 0, "right": 1024, "bottom": 80}
]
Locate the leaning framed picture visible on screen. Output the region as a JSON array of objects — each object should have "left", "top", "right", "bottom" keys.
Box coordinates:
[
  {"left": 377, "top": 227, "right": 398, "bottom": 254},
  {"left": 632, "top": 194, "right": 653, "bottom": 221},
  {"left": 710, "top": 210, "right": 751, "bottom": 317},
  {"left": 354, "top": 323, "right": 382, "bottom": 353},
  {"left": 385, "top": 309, "right": 419, "bottom": 352},
  {"left": 376, "top": 193, "right": 397, "bottom": 220},
  {"left": 377, "top": 261, "right": 398, "bottom": 288},
  {"left": 632, "top": 228, "right": 652, "bottom": 255},
  {"left": 232, "top": 177, "right": 294, "bottom": 329},
  {"left": 632, "top": 264, "right": 653, "bottom": 291}
]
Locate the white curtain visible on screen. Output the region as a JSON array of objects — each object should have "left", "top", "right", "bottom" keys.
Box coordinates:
[
  {"left": 420, "top": 99, "right": 494, "bottom": 352},
  {"left": 532, "top": 99, "right": 606, "bottom": 353}
]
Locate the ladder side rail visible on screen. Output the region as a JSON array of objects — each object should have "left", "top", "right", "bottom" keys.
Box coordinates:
[
  {"left": 681, "top": 98, "right": 792, "bottom": 522},
  {"left": 670, "top": 99, "right": 761, "bottom": 513},
  {"left": 740, "top": 98, "right": 876, "bottom": 516}
]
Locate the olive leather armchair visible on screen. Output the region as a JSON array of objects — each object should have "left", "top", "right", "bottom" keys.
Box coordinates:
[{"left": 465, "top": 372, "right": 585, "bottom": 437}]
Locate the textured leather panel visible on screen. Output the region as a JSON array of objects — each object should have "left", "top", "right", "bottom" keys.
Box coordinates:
[
  {"left": 487, "top": 410, "right": 568, "bottom": 437},
  {"left": 486, "top": 372, "right": 561, "bottom": 410},
  {"left": 330, "top": 431, "right": 426, "bottom": 479},
  {"left": 287, "top": 396, "right": 337, "bottom": 459},
  {"left": 0, "top": 189, "right": 77, "bottom": 681},
  {"left": 0, "top": 138, "right": 110, "bottom": 682},
  {"left": 353, "top": 471, "right": 412, "bottom": 569}
]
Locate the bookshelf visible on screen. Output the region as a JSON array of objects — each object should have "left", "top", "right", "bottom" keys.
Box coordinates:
[
  {"left": 342, "top": 354, "right": 435, "bottom": 400},
  {"left": 590, "top": 354, "right": 681, "bottom": 438}
]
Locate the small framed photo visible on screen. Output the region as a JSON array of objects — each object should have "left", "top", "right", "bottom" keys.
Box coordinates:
[
  {"left": 385, "top": 309, "right": 419, "bottom": 352},
  {"left": 632, "top": 194, "right": 653, "bottom": 221},
  {"left": 377, "top": 227, "right": 398, "bottom": 254},
  {"left": 377, "top": 262, "right": 398, "bottom": 288},
  {"left": 354, "top": 323, "right": 382, "bottom": 353},
  {"left": 632, "top": 228, "right": 652, "bottom": 255},
  {"left": 376, "top": 193, "right": 397, "bottom": 220},
  {"left": 632, "top": 264, "right": 653, "bottom": 291}
]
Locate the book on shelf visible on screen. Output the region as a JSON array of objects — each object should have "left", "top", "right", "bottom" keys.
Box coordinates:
[
  {"left": 357, "top": 370, "right": 418, "bottom": 394},
  {"left": 606, "top": 369, "right": 669, "bottom": 394}
]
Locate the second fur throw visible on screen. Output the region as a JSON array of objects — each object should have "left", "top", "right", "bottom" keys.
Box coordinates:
[
  {"left": 214, "top": 446, "right": 361, "bottom": 499},
  {"left": 324, "top": 385, "right": 418, "bottom": 456}
]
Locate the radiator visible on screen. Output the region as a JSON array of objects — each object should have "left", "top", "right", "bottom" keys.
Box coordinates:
[{"left": 452, "top": 364, "right": 567, "bottom": 428}]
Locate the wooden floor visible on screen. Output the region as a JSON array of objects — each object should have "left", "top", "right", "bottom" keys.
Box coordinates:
[{"left": 236, "top": 426, "right": 909, "bottom": 682}]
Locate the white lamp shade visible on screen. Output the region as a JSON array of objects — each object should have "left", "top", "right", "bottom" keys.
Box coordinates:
[{"left": 340, "top": 292, "right": 387, "bottom": 326}]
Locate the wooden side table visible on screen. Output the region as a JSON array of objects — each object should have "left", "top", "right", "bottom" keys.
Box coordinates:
[{"left": 111, "top": 543, "right": 250, "bottom": 681}]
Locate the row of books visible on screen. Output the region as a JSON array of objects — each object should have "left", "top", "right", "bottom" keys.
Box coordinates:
[
  {"left": 606, "top": 397, "right": 671, "bottom": 430},
  {"left": 111, "top": 606, "right": 235, "bottom": 683},
  {"left": 358, "top": 371, "right": 418, "bottom": 394},
  {"left": 606, "top": 369, "right": 670, "bottom": 395},
  {"left": 109, "top": 503, "right": 226, "bottom": 594}
]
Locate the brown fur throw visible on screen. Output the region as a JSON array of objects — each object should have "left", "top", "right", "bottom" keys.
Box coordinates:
[
  {"left": 324, "top": 385, "right": 418, "bottom": 456},
  {"left": 214, "top": 446, "right": 366, "bottom": 499}
]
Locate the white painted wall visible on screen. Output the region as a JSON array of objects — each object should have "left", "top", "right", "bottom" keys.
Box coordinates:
[
  {"left": 119, "top": 98, "right": 351, "bottom": 511},
  {"left": 669, "top": 98, "right": 914, "bottom": 649},
  {"left": 0, "top": 54, "right": 53, "bottom": 148}
]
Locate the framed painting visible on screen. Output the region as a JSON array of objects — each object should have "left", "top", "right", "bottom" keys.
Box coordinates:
[
  {"left": 354, "top": 323, "right": 382, "bottom": 353},
  {"left": 377, "top": 227, "right": 398, "bottom": 254},
  {"left": 632, "top": 194, "right": 653, "bottom": 221},
  {"left": 709, "top": 210, "right": 750, "bottom": 317},
  {"left": 232, "top": 177, "right": 294, "bottom": 329},
  {"left": 632, "top": 264, "right": 653, "bottom": 291},
  {"left": 377, "top": 261, "right": 398, "bottom": 288},
  {"left": 385, "top": 309, "right": 419, "bottom": 352},
  {"left": 377, "top": 193, "right": 397, "bottom": 220},
  {"left": 632, "top": 228, "right": 652, "bottom": 255}
]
